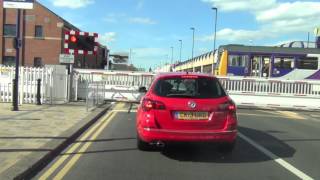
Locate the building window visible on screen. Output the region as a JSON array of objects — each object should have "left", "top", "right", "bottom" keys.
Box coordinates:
[
  {"left": 2, "top": 56, "right": 16, "bottom": 66},
  {"left": 34, "top": 57, "right": 43, "bottom": 67},
  {"left": 3, "top": 24, "right": 16, "bottom": 37},
  {"left": 296, "top": 57, "right": 318, "bottom": 70},
  {"left": 35, "top": 25, "right": 43, "bottom": 38}
]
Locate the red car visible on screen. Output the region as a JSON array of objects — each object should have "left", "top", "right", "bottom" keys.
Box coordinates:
[{"left": 136, "top": 72, "right": 237, "bottom": 152}]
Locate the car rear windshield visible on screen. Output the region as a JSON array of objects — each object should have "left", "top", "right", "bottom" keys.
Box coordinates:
[{"left": 154, "top": 76, "right": 226, "bottom": 99}]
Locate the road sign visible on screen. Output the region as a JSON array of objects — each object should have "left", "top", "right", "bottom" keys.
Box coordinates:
[
  {"left": 59, "top": 54, "right": 75, "bottom": 64},
  {"left": 3, "top": 0, "right": 34, "bottom": 9}
]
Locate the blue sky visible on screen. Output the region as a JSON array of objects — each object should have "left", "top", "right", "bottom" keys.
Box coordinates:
[{"left": 38, "top": 0, "right": 320, "bottom": 69}]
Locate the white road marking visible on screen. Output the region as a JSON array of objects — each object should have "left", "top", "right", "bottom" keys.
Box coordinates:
[{"left": 239, "top": 132, "right": 314, "bottom": 180}]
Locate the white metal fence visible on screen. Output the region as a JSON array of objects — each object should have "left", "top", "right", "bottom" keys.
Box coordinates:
[
  {"left": 0, "top": 66, "right": 53, "bottom": 104},
  {"left": 218, "top": 76, "right": 320, "bottom": 98},
  {"left": 217, "top": 76, "right": 320, "bottom": 110},
  {"left": 0, "top": 66, "right": 69, "bottom": 104},
  {"left": 86, "top": 81, "right": 106, "bottom": 111}
]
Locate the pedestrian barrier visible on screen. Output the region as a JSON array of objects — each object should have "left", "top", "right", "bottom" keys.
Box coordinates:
[
  {"left": 218, "top": 76, "right": 320, "bottom": 110},
  {"left": 0, "top": 66, "right": 52, "bottom": 104},
  {"left": 0, "top": 66, "right": 69, "bottom": 105},
  {"left": 86, "top": 81, "right": 106, "bottom": 111},
  {"left": 218, "top": 76, "right": 320, "bottom": 97}
]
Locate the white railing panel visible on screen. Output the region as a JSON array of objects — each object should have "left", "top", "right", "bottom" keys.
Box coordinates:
[{"left": 0, "top": 66, "right": 55, "bottom": 104}]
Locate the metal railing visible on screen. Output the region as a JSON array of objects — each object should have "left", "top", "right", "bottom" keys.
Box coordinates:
[
  {"left": 86, "top": 81, "right": 106, "bottom": 111},
  {"left": 0, "top": 66, "right": 54, "bottom": 104},
  {"left": 218, "top": 76, "right": 320, "bottom": 98}
]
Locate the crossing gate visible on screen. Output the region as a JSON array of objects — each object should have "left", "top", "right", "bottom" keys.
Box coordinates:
[
  {"left": 74, "top": 69, "right": 155, "bottom": 103},
  {"left": 73, "top": 70, "right": 320, "bottom": 110}
]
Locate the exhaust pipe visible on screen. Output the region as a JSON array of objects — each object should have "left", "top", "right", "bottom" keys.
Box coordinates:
[
  {"left": 156, "top": 141, "right": 165, "bottom": 148},
  {"left": 150, "top": 141, "right": 165, "bottom": 148}
]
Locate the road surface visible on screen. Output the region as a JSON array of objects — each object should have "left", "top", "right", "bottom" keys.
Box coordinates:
[{"left": 35, "top": 103, "right": 320, "bottom": 180}]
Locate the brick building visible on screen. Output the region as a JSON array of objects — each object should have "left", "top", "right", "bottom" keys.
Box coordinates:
[{"left": 0, "top": 1, "right": 108, "bottom": 69}]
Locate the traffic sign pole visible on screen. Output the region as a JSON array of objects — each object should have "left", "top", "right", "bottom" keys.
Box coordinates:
[
  {"left": 4, "top": 0, "right": 34, "bottom": 111},
  {"left": 12, "top": 9, "right": 21, "bottom": 111}
]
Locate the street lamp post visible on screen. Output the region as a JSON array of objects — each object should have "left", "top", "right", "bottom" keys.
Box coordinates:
[
  {"left": 179, "top": 40, "right": 182, "bottom": 63},
  {"left": 211, "top": 7, "right": 218, "bottom": 74},
  {"left": 190, "top": 27, "right": 195, "bottom": 72},
  {"left": 170, "top": 47, "right": 174, "bottom": 72},
  {"left": 170, "top": 47, "right": 174, "bottom": 64}
]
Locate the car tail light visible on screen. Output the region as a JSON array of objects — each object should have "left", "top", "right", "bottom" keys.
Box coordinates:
[
  {"left": 219, "top": 101, "right": 236, "bottom": 112},
  {"left": 142, "top": 98, "right": 166, "bottom": 111},
  {"left": 219, "top": 101, "right": 238, "bottom": 131}
]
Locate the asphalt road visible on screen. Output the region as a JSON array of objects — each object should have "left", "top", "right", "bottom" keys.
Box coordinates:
[{"left": 35, "top": 103, "right": 320, "bottom": 180}]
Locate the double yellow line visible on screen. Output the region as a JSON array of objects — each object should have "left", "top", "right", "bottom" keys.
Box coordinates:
[{"left": 39, "top": 111, "right": 118, "bottom": 180}]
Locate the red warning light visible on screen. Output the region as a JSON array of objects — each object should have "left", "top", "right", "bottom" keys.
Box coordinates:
[{"left": 70, "top": 36, "right": 77, "bottom": 43}]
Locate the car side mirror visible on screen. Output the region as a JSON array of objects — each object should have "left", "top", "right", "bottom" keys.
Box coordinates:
[{"left": 139, "top": 86, "right": 147, "bottom": 93}]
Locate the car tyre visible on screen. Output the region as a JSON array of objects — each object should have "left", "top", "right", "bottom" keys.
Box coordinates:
[
  {"left": 218, "top": 141, "right": 236, "bottom": 153},
  {"left": 137, "top": 135, "right": 152, "bottom": 151}
]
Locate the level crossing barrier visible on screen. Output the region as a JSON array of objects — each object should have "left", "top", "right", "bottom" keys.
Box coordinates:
[
  {"left": 73, "top": 70, "right": 320, "bottom": 110},
  {"left": 74, "top": 69, "right": 154, "bottom": 102}
]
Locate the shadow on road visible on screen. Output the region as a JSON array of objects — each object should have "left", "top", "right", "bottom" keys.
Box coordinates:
[{"left": 161, "top": 126, "right": 296, "bottom": 163}]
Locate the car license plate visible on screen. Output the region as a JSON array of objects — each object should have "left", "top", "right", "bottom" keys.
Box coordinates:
[{"left": 175, "top": 112, "right": 209, "bottom": 120}]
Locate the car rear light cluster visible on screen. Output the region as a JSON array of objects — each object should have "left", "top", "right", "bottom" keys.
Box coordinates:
[
  {"left": 218, "top": 101, "right": 236, "bottom": 112},
  {"left": 219, "top": 101, "right": 238, "bottom": 131},
  {"left": 142, "top": 98, "right": 166, "bottom": 111}
]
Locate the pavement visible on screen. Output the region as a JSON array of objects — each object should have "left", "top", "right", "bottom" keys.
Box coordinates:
[
  {"left": 34, "top": 103, "right": 320, "bottom": 180},
  {"left": 0, "top": 102, "right": 110, "bottom": 180}
]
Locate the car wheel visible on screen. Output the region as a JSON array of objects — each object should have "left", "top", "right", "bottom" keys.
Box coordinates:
[
  {"left": 218, "top": 141, "right": 236, "bottom": 153},
  {"left": 137, "top": 135, "right": 152, "bottom": 151}
]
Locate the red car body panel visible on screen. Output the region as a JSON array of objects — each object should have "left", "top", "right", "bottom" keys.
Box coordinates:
[{"left": 136, "top": 73, "right": 238, "bottom": 143}]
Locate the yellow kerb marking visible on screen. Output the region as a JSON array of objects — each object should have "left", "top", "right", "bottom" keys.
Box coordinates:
[
  {"left": 39, "top": 112, "right": 114, "bottom": 180},
  {"left": 53, "top": 112, "right": 118, "bottom": 180}
]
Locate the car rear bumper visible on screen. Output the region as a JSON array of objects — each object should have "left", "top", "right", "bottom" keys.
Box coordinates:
[{"left": 138, "top": 127, "right": 237, "bottom": 143}]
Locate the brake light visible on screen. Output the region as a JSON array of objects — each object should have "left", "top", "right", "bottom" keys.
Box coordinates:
[
  {"left": 219, "top": 101, "right": 236, "bottom": 112},
  {"left": 228, "top": 103, "right": 236, "bottom": 111},
  {"left": 142, "top": 99, "right": 166, "bottom": 111},
  {"left": 181, "top": 75, "right": 198, "bottom": 79},
  {"left": 221, "top": 101, "right": 237, "bottom": 131}
]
